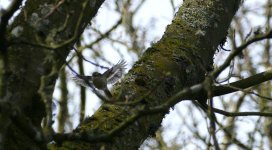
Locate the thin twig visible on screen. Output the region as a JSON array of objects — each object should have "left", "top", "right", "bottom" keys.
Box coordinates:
[
  {"left": 212, "top": 30, "right": 272, "bottom": 78},
  {"left": 72, "top": 47, "right": 109, "bottom": 69}
]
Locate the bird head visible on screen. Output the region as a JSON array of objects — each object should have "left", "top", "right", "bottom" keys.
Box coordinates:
[{"left": 92, "top": 72, "right": 102, "bottom": 77}]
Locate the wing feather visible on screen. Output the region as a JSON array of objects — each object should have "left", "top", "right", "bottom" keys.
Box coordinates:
[
  {"left": 103, "top": 60, "right": 126, "bottom": 84},
  {"left": 71, "top": 75, "right": 92, "bottom": 87}
]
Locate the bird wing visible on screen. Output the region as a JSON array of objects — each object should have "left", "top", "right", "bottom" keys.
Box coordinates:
[
  {"left": 71, "top": 75, "right": 93, "bottom": 87},
  {"left": 103, "top": 60, "right": 126, "bottom": 84}
]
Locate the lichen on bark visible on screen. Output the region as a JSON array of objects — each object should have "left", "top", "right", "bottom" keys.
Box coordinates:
[{"left": 52, "top": 0, "right": 241, "bottom": 149}]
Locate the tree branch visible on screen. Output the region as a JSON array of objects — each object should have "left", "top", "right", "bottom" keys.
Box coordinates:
[{"left": 212, "top": 30, "right": 272, "bottom": 78}]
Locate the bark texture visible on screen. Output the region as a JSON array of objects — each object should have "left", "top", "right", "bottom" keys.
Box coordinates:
[
  {"left": 0, "top": 0, "right": 242, "bottom": 149},
  {"left": 1, "top": 0, "right": 105, "bottom": 149},
  {"left": 51, "top": 0, "right": 241, "bottom": 149}
]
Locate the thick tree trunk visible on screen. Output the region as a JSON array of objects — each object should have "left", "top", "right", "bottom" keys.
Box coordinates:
[
  {"left": 0, "top": 0, "right": 241, "bottom": 149},
  {"left": 0, "top": 0, "right": 105, "bottom": 149},
  {"left": 51, "top": 0, "right": 241, "bottom": 149}
]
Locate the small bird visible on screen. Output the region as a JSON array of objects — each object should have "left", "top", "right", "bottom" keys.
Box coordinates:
[{"left": 72, "top": 60, "right": 126, "bottom": 98}]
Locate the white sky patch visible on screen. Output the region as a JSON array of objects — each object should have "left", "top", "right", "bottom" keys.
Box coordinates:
[{"left": 0, "top": 0, "right": 11, "bottom": 9}]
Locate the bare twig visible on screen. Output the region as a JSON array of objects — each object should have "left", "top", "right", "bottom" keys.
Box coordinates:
[
  {"left": 212, "top": 30, "right": 272, "bottom": 78},
  {"left": 40, "top": 0, "right": 65, "bottom": 20},
  {"left": 72, "top": 47, "right": 109, "bottom": 69}
]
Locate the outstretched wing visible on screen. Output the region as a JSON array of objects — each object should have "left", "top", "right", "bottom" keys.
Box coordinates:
[
  {"left": 71, "top": 75, "right": 92, "bottom": 87},
  {"left": 103, "top": 60, "right": 126, "bottom": 84}
]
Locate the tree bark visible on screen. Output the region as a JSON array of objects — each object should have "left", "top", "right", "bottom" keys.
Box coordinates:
[
  {"left": 0, "top": 0, "right": 105, "bottom": 149},
  {"left": 51, "top": 0, "right": 241, "bottom": 149},
  {"left": 0, "top": 0, "right": 242, "bottom": 149}
]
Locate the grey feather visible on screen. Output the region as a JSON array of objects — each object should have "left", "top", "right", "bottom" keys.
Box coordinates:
[
  {"left": 71, "top": 75, "right": 92, "bottom": 87},
  {"left": 104, "top": 60, "right": 126, "bottom": 84}
]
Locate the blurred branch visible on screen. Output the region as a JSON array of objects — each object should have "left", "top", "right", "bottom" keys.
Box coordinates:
[
  {"left": 213, "top": 108, "right": 272, "bottom": 117},
  {"left": 212, "top": 30, "right": 272, "bottom": 78},
  {"left": 146, "top": 68, "right": 272, "bottom": 107},
  {"left": 205, "top": 77, "right": 220, "bottom": 150},
  {"left": 88, "top": 18, "right": 122, "bottom": 48},
  {"left": 217, "top": 121, "right": 251, "bottom": 150},
  {"left": 39, "top": 63, "right": 58, "bottom": 140},
  {"left": 170, "top": 0, "right": 176, "bottom": 15},
  {"left": 213, "top": 69, "right": 272, "bottom": 97},
  {"left": 40, "top": 0, "right": 65, "bottom": 20},
  {"left": 136, "top": 69, "right": 272, "bottom": 117},
  {"left": 0, "top": 0, "right": 22, "bottom": 51},
  {"left": 218, "top": 85, "right": 272, "bottom": 101},
  {"left": 72, "top": 47, "right": 109, "bottom": 69},
  {"left": 77, "top": 50, "right": 86, "bottom": 123},
  {"left": 57, "top": 68, "right": 69, "bottom": 133},
  {"left": 221, "top": 94, "right": 245, "bottom": 150}
]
